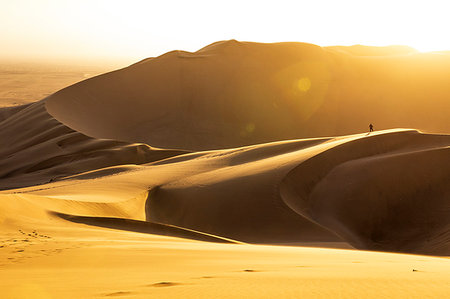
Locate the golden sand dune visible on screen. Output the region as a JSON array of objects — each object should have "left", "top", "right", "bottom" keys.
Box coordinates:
[
  {"left": 0, "top": 101, "right": 186, "bottom": 189},
  {"left": 280, "top": 130, "right": 450, "bottom": 255},
  {"left": 0, "top": 41, "right": 449, "bottom": 297},
  {"left": 46, "top": 40, "right": 450, "bottom": 150},
  {"left": 2, "top": 123, "right": 448, "bottom": 255}
]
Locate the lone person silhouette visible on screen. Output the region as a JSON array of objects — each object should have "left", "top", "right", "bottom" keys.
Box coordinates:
[{"left": 369, "top": 123, "right": 374, "bottom": 132}]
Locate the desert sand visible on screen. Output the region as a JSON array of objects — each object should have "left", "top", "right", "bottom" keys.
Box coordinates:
[{"left": 0, "top": 41, "right": 449, "bottom": 298}]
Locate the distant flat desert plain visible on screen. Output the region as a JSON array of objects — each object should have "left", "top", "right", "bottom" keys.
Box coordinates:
[{"left": 0, "top": 41, "right": 449, "bottom": 298}]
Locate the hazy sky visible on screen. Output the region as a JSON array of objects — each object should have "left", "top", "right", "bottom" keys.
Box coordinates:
[{"left": 2, "top": 0, "right": 450, "bottom": 65}]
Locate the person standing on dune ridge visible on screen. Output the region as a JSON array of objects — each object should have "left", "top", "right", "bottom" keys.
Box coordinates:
[{"left": 369, "top": 123, "right": 374, "bottom": 132}]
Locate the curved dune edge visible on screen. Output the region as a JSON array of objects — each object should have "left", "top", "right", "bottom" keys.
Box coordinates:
[
  {"left": 0, "top": 190, "right": 237, "bottom": 244},
  {"left": 280, "top": 130, "right": 450, "bottom": 255},
  {"left": 51, "top": 212, "right": 239, "bottom": 244}
]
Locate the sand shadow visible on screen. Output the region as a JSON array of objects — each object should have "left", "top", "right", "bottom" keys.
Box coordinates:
[
  {"left": 149, "top": 282, "right": 182, "bottom": 287},
  {"left": 51, "top": 211, "right": 237, "bottom": 244}
]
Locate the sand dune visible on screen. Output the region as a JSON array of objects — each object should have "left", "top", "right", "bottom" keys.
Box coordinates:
[
  {"left": 0, "top": 100, "right": 186, "bottom": 189},
  {"left": 280, "top": 130, "right": 450, "bottom": 255},
  {"left": 0, "top": 41, "right": 449, "bottom": 297},
  {"left": 46, "top": 40, "right": 450, "bottom": 150},
  {"left": 2, "top": 126, "right": 448, "bottom": 254}
]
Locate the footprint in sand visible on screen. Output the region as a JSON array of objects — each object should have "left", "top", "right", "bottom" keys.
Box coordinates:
[
  {"left": 104, "top": 291, "right": 134, "bottom": 297},
  {"left": 149, "top": 282, "right": 181, "bottom": 287},
  {"left": 243, "top": 269, "right": 260, "bottom": 272},
  {"left": 103, "top": 282, "right": 182, "bottom": 297}
]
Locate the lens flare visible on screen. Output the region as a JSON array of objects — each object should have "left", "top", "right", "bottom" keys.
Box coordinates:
[
  {"left": 297, "top": 77, "right": 311, "bottom": 92},
  {"left": 246, "top": 123, "right": 255, "bottom": 133}
]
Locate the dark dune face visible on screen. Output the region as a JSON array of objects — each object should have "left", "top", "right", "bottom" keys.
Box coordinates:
[
  {"left": 308, "top": 146, "right": 450, "bottom": 255},
  {"left": 46, "top": 40, "right": 450, "bottom": 151},
  {"left": 46, "top": 41, "right": 329, "bottom": 150},
  {"left": 280, "top": 130, "right": 450, "bottom": 255},
  {"left": 140, "top": 129, "right": 449, "bottom": 254}
]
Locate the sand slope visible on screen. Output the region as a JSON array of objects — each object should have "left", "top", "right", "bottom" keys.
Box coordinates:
[
  {"left": 2, "top": 124, "right": 448, "bottom": 254},
  {"left": 280, "top": 130, "right": 450, "bottom": 255},
  {"left": 0, "top": 100, "right": 186, "bottom": 189},
  {"left": 45, "top": 40, "right": 450, "bottom": 150}
]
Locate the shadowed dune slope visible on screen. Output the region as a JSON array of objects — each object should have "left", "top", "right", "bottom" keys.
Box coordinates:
[
  {"left": 143, "top": 130, "right": 449, "bottom": 254},
  {"left": 0, "top": 193, "right": 236, "bottom": 243},
  {"left": 280, "top": 130, "right": 450, "bottom": 255},
  {"left": 46, "top": 40, "right": 450, "bottom": 150},
  {"left": 52, "top": 212, "right": 237, "bottom": 243},
  {"left": 0, "top": 100, "right": 186, "bottom": 189}
]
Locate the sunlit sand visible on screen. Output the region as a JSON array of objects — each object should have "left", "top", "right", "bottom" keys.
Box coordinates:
[{"left": 0, "top": 41, "right": 449, "bottom": 298}]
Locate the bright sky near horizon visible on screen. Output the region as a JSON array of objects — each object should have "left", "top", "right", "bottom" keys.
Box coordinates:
[{"left": 1, "top": 0, "right": 450, "bottom": 66}]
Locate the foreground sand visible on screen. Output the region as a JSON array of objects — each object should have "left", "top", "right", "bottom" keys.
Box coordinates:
[{"left": 1, "top": 225, "right": 449, "bottom": 299}]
